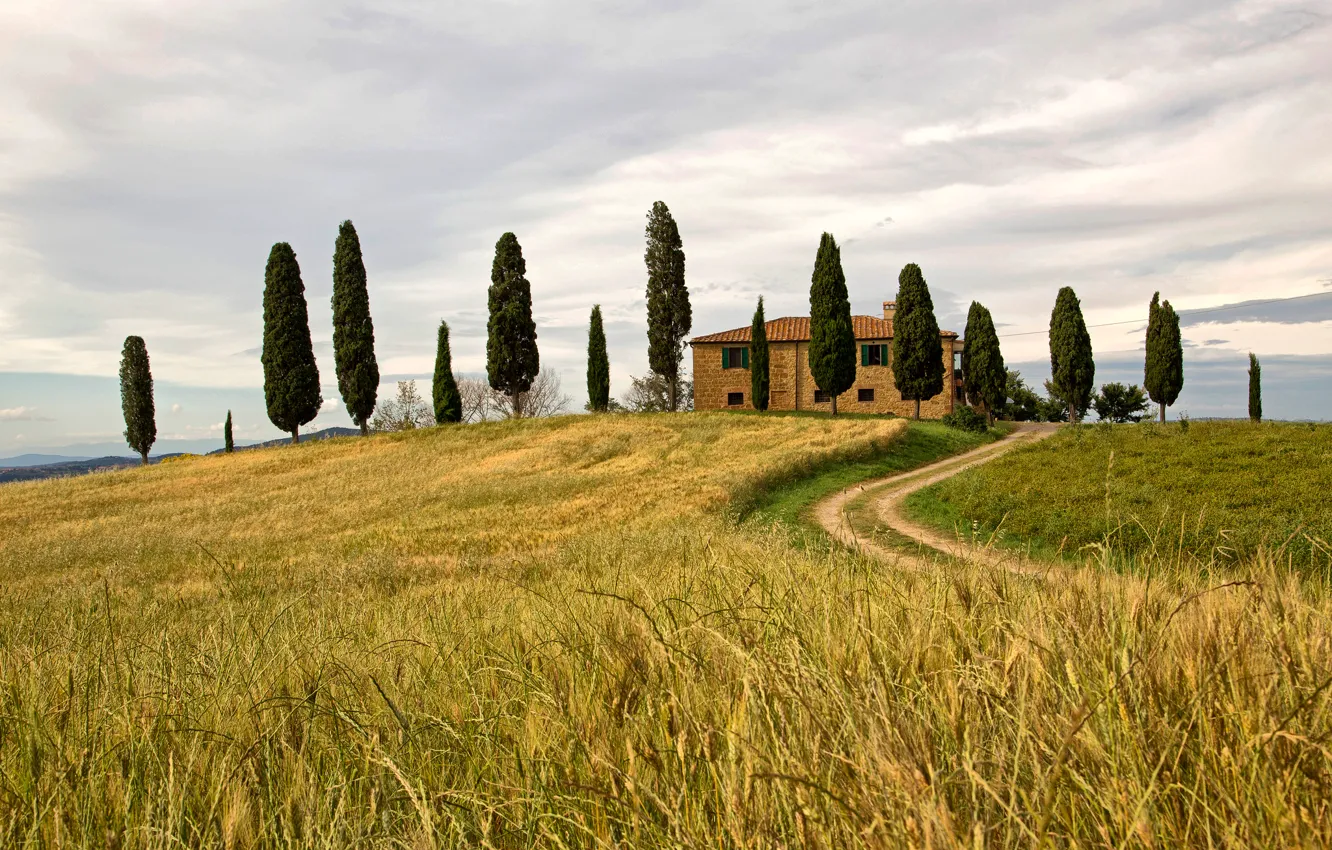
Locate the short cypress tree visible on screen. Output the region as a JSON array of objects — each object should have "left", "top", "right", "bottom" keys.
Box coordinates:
[
  {"left": 119, "top": 335, "right": 156, "bottom": 465},
  {"left": 961, "top": 301, "right": 1005, "bottom": 425},
  {"left": 1048, "top": 286, "right": 1095, "bottom": 424},
  {"left": 331, "top": 220, "right": 380, "bottom": 436},
  {"left": 586, "top": 305, "right": 610, "bottom": 412},
  {"left": 750, "top": 296, "right": 770, "bottom": 411},
  {"left": 644, "top": 202, "right": 691, "bottom": 411},
  {"left": 808, "top": 233, "right": 857, "bottom": 414},
  {"left": 892, "top": 263, "right": 946, "bottom": 419},
  {"left": 261, "top": 242, "right": 323, "bottom": 444},
  {"left": 486, "top": 233, "right": 540, "bottom": 417},
  {"left": 1144, "top": 292, "right": 1184, "bottom": 422},
  {"left": 224, "top": 410, "right": 234, "bottom": 453},
  {"left": 1248, "top": 352, "right": 1262, "bottom": 422},
  {"left": 433, "top": 320, "right": 462, "bottom": 424}
]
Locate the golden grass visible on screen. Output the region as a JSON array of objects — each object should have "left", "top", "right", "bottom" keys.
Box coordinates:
[{"left": 1, "top": 413, "right": 1329, "bottom": 848}]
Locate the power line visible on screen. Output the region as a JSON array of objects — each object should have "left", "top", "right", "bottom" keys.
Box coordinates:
[{"left": 996, "top": 290, "right": 1332, "bottom": 339}]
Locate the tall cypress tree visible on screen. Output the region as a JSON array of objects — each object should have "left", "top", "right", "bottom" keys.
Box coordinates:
[
  {"left": 224, "top": 410, "right": 234, "bottom": 453},
  {"left": 891, "top": 263, "right": 946, "bottom": 420},
  {"left": 750, "top": 296, "right": 770, "bottom": 411},
  {"left": 1049, "top": 286, "right": 1095, "bottom": 424},
  {"left": 808, "top": 233, "right": 857, "bottom": 415},
  {"left": 262, "top": 242, "right": 323, "bottom": 444},
  {"left": 1144, "top": 292, "right": 1184, "bottom": 422},
  {"left": 119, "top": 335, "right": 156, "bottom": 465},
  {"left": 331, "top": 220, "right": 380, "bottom": 436},
  {"left": 962, "top": 301, "right": 1005, "bottom": 425},
  {"left": 433, "top": 320, "right": 462, "bottom": 424},
  {"left": 644, "top": 201, "right": 691, "bottom": 411},
  {"left": 486, "top": 232, "right": 540, "bottom": 417},
  {"left": 1248, "top": 353, "right": 1262, "bottom": 422},
  {"left": 586, "top": 305, "right": 610, "bottom": 412}
]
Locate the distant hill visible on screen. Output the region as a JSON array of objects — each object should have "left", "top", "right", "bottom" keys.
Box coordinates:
[
  {"left": 206, "top": 426, "right": 362, "bottom": 454},
  {"left": 1, "top": 427, "right": 361, "bottom": 484},
  {"left": 0, "top": 453, "right": 95, "bottom": 467}
]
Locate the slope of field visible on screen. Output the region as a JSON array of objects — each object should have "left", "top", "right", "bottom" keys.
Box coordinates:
[
  {"left": 905, "top": 420, "right": 1332, "bottom": 570},
  {"left": 1, "top": 413, "right": 1329, "bottom": 848}
]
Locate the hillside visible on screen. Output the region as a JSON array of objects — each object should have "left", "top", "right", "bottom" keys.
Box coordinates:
[
  {"left": 907, "top": 420, "right": 1332, "bottom": 568},
  {"left": 1, "top": 413, "right": 1329, "bottom": 847}
]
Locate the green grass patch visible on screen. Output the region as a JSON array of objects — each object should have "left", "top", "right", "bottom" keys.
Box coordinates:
[
  {"left": 743, "top": 420, "right": 1005, "bottom": 534},
  {"left": 906, "top": 420, "right": 1332, "bottom": 572}
]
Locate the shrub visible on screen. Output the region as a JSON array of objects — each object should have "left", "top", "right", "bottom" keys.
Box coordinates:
[{"left": 941, "top": 405, "right": 988, "bottom": 433}]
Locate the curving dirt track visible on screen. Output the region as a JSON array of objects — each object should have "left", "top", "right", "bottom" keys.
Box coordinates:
[{"left": 812, "top": 422, "right": 1059, "bottom": 570}]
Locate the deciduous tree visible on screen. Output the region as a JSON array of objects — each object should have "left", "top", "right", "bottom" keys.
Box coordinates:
[
  {"left": 262, "top": 242, "right": 322, "bottom": 444},
  {"left": 486, "top": 232, "right": 540, "bottom": 417},
  {"left": 750, "top": 296, "right": 770, "bottom": 411},
  {"left": 1093, "top": 382, "right": 1150, "bottom": 423},
  {"left": 644, "top": 202, "right": 691, "bottom": 411},
  {"left": 892, "top": 263, "right": 945, "bottom": 419},
  {"left": 808, "top": 233, "right": 856, "bottom": 414},
  {"left": 962, "top": 301, "right": 1005, "bottom": 425},
  {"left": 119, "top": 335, "right": 156, "bottom": 465},
  {"left": 433, "top": 320, "right": 462, "bottom": 424},
  {"left": 586, "top": 305, "right": 610, "bottom": 412},
  {"left": 1048, "top": 286, "right": 1095, "bottom": 424},
  {"left": 331, "top": 220, "right": 379, "bottom": 435}
]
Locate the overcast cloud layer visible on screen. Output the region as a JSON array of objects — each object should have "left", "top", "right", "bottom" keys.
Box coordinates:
[{"left": 1, "top": 0, "right": 1330, "bottom": 453}]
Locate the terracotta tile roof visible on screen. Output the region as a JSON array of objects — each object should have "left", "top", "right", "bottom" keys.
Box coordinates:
[{"left": 690, "top": 315, "right": 957, "bottom": 344}]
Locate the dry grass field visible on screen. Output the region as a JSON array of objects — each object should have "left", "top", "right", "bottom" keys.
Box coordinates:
[{"left": 1, "top": 413, "right": 1330, "bottom": 848}]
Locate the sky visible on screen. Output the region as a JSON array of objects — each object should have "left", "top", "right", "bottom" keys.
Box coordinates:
[{"left": 1, "top": 0, "right": 1329, "bottom": 457}]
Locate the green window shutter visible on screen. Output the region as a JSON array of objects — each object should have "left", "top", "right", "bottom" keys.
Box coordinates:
[
  {"left": 881, "top": 344, "right": 889, "bottom": 365},
  {"left": 722, "top": 348, "right": 730, "bottom": 369},
  {"left": 861, "top": 344, "right": 868, "bottom": 366},
  {"left": 742, "top": 347, "right": 749, "bottom": 368}
]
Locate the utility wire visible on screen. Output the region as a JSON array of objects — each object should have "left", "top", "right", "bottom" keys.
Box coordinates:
[{"left": 997, "top": 290, "right": 1332, "bottom": 339}]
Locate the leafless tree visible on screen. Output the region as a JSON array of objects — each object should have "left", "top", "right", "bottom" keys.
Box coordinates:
[
  {"left": 490, "top": 367, "right": 571, "bottom": 419},
  {"left": 457, "top": 377, "right": 493, "bottom": 424},
  {"left": 621, "top": 372, "right": 693, "bottom": 413},
  {"left": 370, "top": 380, "right": 435, "bottom": 431}
]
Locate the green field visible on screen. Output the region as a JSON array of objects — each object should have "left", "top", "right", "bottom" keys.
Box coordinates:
[
  {"left": 1, "top": 413, "right": 1329, "bottom": 848},
  {"left": 907, "top": 420, "right": 1332, "bottom": 572}
]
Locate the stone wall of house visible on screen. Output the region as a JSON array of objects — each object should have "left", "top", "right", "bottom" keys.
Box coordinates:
[{"left": 692, "top": 339, "right": 959, "bottom": 417}]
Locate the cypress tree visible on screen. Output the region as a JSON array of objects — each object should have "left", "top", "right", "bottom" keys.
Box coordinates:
[
  {"left": 331, "top": 220, "right": 380, "bottom": 436},
  {"left": 586, "top": 305, "right": 610, "bottom": 412},
  {"left": 1144, "top": 292, "right": 1184, "bottom": 422},
  {"left": 808, "top": 233, "right": 857, "bottom": 414},
  {"left": 486, "top": 232, "right": 540, "bottom": 417},
  {"left": 119, "top": 335, "right": 156, "bottom": 465},
  {"left": 261, "top": 242, "right": 323, "bottom": 444},
  {"left": 962, "top": 301, "right": 1005, "bottom": 425},
  {"left": 644, "top": 201, "right": 691, "bottom": 411},
  {"left": 224, "top": 410, "right": 234, "bottom": 453},
  {"left": 750, "top": 296, "right": 770, "bottom": 411},
  {"left": 891, "top": 263, "right": 946, "bottom": 419},
  {"left": 1248, "top": 352, "right": 1262, "bottom": 422},
  {"left": 1049, "top": 286, "right": 1095, "bottom": 424},
  {"left": 433, "top": 320, "right": 462, "bottom": 424}
]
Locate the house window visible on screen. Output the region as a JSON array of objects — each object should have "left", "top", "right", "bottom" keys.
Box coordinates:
[
  {"left": 722, "top": 347, "right": 749, "bottom": 369},
  {"left": 813, "top": 390, "right": 831, "bottom": 404},
  {"left": 861, "top": 343, "right": 889, "bottom": 367},
  {"left": 727, "top": 392, "right": 744, "bottom": 406},
  {"left": 858, "top": 388, "right": 875, "bottom": 402}
]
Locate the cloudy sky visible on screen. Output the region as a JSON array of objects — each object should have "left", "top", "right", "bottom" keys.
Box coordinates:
[{"left": 1, "top": 0, "right": 1329, "bottom": 456}]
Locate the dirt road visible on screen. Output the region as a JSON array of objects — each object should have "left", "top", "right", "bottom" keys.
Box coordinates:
[{"left": 811, "top": 423, "right": 1058, "bottom": 570}]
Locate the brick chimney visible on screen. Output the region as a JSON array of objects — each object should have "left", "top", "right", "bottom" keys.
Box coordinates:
[{"left": 883, "top": 300, "right": 896, "bottom": 326}]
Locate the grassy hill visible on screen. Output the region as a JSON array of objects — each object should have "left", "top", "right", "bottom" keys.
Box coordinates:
[
  {"left": 1, "top": 413, "right": 1329, "bottom": 847},
  {"left": 906, "top": 420, "right": 1332, "bottom": 571}
]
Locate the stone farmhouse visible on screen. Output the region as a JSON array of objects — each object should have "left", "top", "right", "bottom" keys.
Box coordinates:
[{"left": 690, "top": 301, "right": 964, "bottom": 417}]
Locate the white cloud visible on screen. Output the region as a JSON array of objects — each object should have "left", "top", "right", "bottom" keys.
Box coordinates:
[
  {"left": 171, "top": 403, "right": 182, "bottom": 414},
  {"left": 0, "top": 406, "right": 53, "bottom": 421}
]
